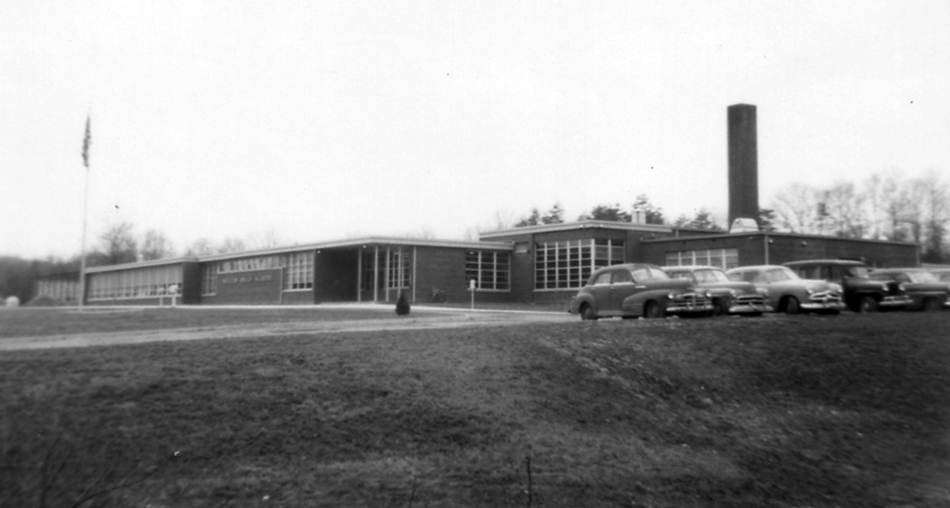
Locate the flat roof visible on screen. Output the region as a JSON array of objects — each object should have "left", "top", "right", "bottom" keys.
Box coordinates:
[
  {"left": 479, "top": 220, "right": 677, "bottom": 239},
  {"left": 641, "top": 230, "right": 919, "bottom": 247},
  {"left": 85, "top": 236, "right": 514, "bottom": 273}
]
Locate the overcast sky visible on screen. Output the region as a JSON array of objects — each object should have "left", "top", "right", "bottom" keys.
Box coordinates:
[{"left": 2, "top": 1, "right": 949, "bottom": 259}]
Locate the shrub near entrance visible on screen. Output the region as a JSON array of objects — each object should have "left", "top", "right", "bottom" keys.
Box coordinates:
[{"left": 395, "top": 291, "right": 411, "bottom": 315}]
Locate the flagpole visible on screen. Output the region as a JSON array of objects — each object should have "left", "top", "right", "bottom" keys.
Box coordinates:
[
  {"left": 79, "top": 116, "right": 91, "bottom": 311},
  {"left": 79, "top": 165, "right": 89, "bottom": 310}
]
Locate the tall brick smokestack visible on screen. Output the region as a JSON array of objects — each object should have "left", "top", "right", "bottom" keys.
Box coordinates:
[{"left": 727, "top": 104, "right": 759, "bottom": 227}]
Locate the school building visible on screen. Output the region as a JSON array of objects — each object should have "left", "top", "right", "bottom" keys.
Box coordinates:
[{"left": 61, "top": 104, "right": 921, "bottom": 307}]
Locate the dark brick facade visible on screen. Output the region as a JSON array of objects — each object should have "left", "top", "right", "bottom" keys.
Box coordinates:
[{"left": 640, "top": 232, "right": 919, "bottom": 268}]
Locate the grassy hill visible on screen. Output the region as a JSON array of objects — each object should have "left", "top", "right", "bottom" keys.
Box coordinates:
[{"left": 2, "top": 310, "right": 949, "bottom": 507}]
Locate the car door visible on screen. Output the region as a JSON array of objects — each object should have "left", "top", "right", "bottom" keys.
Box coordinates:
[
  {"left": 587, "top": 271, "right": 613, "bottom": 315},
  {"left": 609, "top": 269, "right": 636, "bottom": 313}
]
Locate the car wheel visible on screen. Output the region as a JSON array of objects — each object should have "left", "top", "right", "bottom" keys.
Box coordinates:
[
  {"left": 783, "top": 296, "right": 801, "bottom": 315},
  {"left": 644, "top": 301, "right": 666, "bottom": 319},
  {"left": 580, "top": 303, "right": 598, "bottom": 321},
  {"left": 710, "top": 299, "right": 727, "bottom": 317},
  {"left": 922, "top": 298, "right": 942, "bottom": 313},
  {"left": 858, "top": 296, "right": 878, "bottom": 313}
]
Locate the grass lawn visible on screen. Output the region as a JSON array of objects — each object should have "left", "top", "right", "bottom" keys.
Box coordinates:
[
  {"left": 2, "top": 310, "right": 949, "bottom": 507},
  {"left": 0, "top": 306, "right": 448, "bottom": 339}
]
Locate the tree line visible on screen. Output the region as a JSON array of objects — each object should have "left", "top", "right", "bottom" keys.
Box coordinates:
[
  {"left": 0, "top": 223, "right": 284, "bottom": 303},
  {"left": 767, "top": 170, "right": 949, "bottom": 263},
  {"left": 509, "top": 194, "right": 722, "bottom": 231}
]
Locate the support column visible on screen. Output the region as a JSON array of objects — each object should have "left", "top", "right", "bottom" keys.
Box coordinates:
[
  {"left": 357, "top": 249, "right": 362, "bottom": 303},
  {"left": 373, "top": 246, "right": 379, "bottom": 303},
  {"left": 385, "top": 246, "right": 391, "bottom": 302}
]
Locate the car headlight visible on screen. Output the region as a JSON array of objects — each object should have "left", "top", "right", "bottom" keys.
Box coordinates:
[
  {"left": 830, "top": 283, "right": 842, "bottom": 293},
  {"left": 899, "top": 283, "right": 907, "bottom": 292},
  {"left": 757, "top": 287, "right": 769, "bottom": 297},
  {"left": 730, "top": 290, "right": 738, "bottom": 298},
  {"left": 880, "top": 283, "right": 889, "bottom": 291},
  {"left": 806, "top": 288, "right": 814, "bottom": 295},
  {"left": 668, "top": 292, "right": 676, "bottom": 300}
]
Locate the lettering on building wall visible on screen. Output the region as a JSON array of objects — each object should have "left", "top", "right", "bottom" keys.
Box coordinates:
[{"left": 220, "top": 274, "right": 274, "bottom": 284}]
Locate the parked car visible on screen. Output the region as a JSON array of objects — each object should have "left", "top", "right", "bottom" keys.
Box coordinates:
[
  {"left": 662, "top": 265, "right": 772, "bottom": 316},
  {"left": 926, "top": 268, "right": 950, "bottom": 285},
  {"left": 725, "top": 265, "right": 845, "bottom": 315},
  {"left": 569, "top": 263, "right": 712, "bottom": 320},
  {"left": 784, "top": 259, "right": 912, "bottom": 313},
  {"left": 869, "top": 268, "right": 950, "bottom": 312}
]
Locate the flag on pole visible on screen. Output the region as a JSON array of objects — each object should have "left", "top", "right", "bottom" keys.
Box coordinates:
[{"left": 82, "top": 116, "right": 91, "bottom": 168}]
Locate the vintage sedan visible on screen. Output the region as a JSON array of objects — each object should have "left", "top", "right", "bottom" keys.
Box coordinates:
[
  {"left": 869, "top": 268, "right": 950, "bottom": 311},
  {"left": 785, "top": 259, "right": 912, "bottom": 313},
  {"left": 569, "top": 263, "right": 712, "bottom": 320},
  {"left": 663, "top": 265, "right": 772, "bottom": 316},
  {"left": 725, "top": 265, "right": 845, "bottom": 315}
]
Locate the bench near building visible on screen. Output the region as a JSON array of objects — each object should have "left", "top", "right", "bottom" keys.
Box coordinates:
[{"left": 77, "top": 220, "right": 919, "bottom": 307}]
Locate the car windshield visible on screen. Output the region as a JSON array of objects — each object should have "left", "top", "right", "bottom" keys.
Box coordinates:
[
  {"left": 727, "top": 270, "right": 757, "bottom": 283},
  {"left": 667, "top": 271, "right": 694, "bottom": 282},
  {"left": 694, "top": 269, "right": 729, "bottom": 283},
  {"left": 843, "top": 266, "right": 870, "bottom": 278},
  {"left": 765, "top": 267, "right": 799, "bottom": 283}
]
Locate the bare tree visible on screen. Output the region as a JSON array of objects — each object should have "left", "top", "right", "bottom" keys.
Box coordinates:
[
  {"left": 822, "top": 181, "right": 865, "bottom": 238},
  {"left": 217, "top": 238, "right": 247, "bottom": 254},
  {"left": 183, "top": 238, "right": 216, "bottom": 257},
  {"left": 140, "top": 229, "right": 175, "bottom": 260},
  {"left": 98, "top": 222, "right": 137, "bottom": 265},
  {"left": 770, "top": 183, "right": 820, "bottom": 234},
  {"left": 462, "top": 210, "right": 519, "bottom": 241},
  {"left": 910, "top": 170, "right": 950, "bottom": 262},
  {"left": 246, "top": 229, "right": 283, "bottom": 250}
]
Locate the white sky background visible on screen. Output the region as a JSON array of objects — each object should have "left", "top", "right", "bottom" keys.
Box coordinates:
[{"left": 2, "top": 1, "right": 949, "bottom": 259}]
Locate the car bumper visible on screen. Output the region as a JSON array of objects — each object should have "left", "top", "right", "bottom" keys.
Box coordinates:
[
  {"left": 667, "top": 303, "right": 714, "bottom": 315},
  {"left": 879, "top": 295, "right": 913, "bottom": 308},
  {"left": 801, "top": 299, "right": 845, "bottom": 311},
  {"left": 729, "top": 302, "right": 774, "bottom": 314}
]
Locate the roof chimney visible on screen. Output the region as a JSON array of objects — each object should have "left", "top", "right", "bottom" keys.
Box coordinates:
[{"left": 727, "top": 104, "right": 759, "bottom": 227}]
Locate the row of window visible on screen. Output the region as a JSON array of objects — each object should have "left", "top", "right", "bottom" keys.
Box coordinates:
[
  {"left": 90, "top": 245, "right": 745, "bottom": 300},
  {"left": 360, "top": 248, "right": 412, "bottom": 291},
  {"left": 465, "top": 251, "right": 510, "bottom": 291},
  {"left": 201, "top": 252, "right": 314, "bottom": 296},
  {"left": 535, "top": 239, "right": 624, "bottom": 290},
  {"left": 88, "top": 266, "right": 183, "bottom": 300},
  {"left": 664, "top": 248, "right": 739, "bottom": 271}
]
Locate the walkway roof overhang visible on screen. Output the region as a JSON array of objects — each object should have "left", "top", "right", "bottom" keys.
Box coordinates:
[{"left": 85, "top": 236, "right": 514, "bottom": 274}]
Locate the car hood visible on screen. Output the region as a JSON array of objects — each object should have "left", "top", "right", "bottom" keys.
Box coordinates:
[
  {"left": 695, "top": 280, "right": 757, "bottom": 295},
  {"left": 642, "top": 278, "right": 695, "bottom": 292}
]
